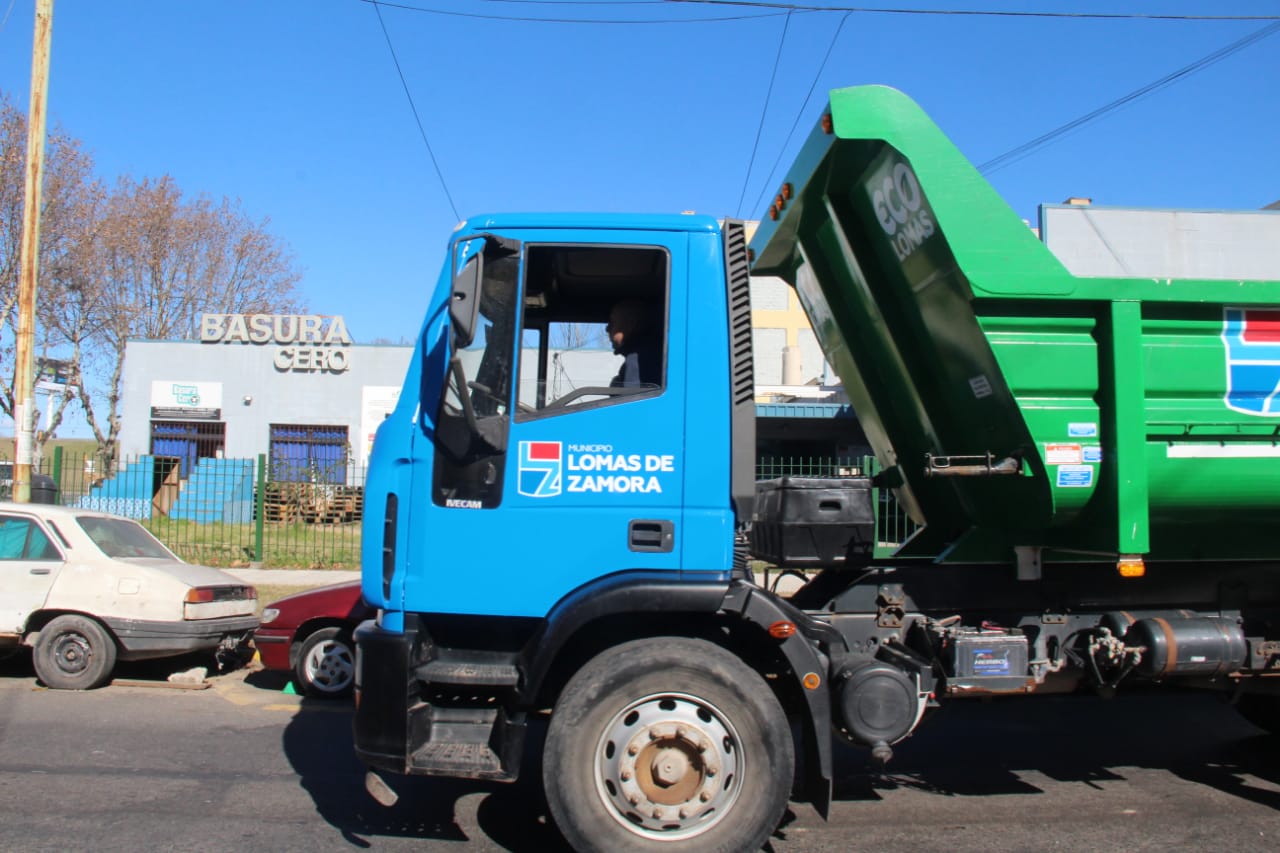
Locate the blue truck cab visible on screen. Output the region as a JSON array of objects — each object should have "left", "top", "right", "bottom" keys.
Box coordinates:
[
  {"left": 360, "top": 214, "right": 744, "bottom": 620},
  {"left": 353, "top": 214, "right": 820, "bottom": 851}
]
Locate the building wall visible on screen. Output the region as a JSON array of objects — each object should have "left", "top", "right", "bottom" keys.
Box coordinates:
[
  {"left": 750, "top": 276, "right": 828, "bottom": 385},
  {"left": 119, "top": 339, "right": 413, "bottom": 468},
  {"left": 745, "top": 218, "right": 831, "bottom": 388},
  {"left": 1040, "top": 204, "right": 1280, "bottom": 280}
]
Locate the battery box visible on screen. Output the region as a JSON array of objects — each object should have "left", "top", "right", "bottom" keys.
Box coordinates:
[
  {"left": 950, "top": 629, "right": 1029, "bottom": 680},
  {"left": 749, "top": 476, "right": 874, "bottom": 568}
]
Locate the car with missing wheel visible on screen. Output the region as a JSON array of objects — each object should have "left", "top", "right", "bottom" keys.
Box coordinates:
[
  {"left": 254, "top": 581, "right": 369, "bottom": 698},
  {"left": 0, "top": 502, "right": 259, "bottom": 689}
]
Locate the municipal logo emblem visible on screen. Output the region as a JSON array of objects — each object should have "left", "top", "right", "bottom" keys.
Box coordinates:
[
  {"left": 1223, "top": 307, "right": 1280, "bottom": 416},
  {"left": 518, "top": 441, "right": 562, "bottom": 497}
]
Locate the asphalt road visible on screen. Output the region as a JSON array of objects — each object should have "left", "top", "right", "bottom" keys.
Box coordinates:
[{"left": 0, "top": 652, "right": 1278, "bottom": 852}]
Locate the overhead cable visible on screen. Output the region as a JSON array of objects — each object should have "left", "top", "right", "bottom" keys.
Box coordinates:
[
  {"left": 362, "top": 0, "right": 789, "bottom": 23},
  {"left": 372, "top": 1, "right": 461, "bottom": 219},
  {"left": 737, "top": 10, "right": 793, "bottom": 217},
  {"left": 669, "top": 1, "right": 1280, "bottom": 23},
  {"left": 747, "top": 10, "right": 851, "bottom": 217},
  {"left": 979, "top": 20, "right": 1280, "bottom": 174}
]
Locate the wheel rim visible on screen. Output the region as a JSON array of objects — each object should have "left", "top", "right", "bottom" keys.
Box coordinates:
[
  {"left": 303, "top": 639, "right": 353, "bottom": 693},
  {"left": 51, "top": 631, "right": 93, "bottom": 676},
  {"left": 593, "top": 691, "right": 744, "bottom": 841}
]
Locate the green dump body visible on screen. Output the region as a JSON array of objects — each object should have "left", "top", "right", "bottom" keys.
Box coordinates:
[{"left": 750, "top": 85, "right": 1280, "bottom": 566}]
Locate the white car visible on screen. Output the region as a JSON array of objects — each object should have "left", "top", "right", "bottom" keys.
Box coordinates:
[{"left": 0, "top": 502, "right": 259, "bottom": 689}]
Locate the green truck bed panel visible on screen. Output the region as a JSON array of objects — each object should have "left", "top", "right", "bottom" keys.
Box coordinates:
[{"left": 750, "top": 85, "right": 1280, "bottom": 564}]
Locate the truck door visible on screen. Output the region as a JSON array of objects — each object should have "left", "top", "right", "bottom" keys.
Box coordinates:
[
  {"left": 410, "top": 229, "right": 692, "bottom": 619},
  {"left": 0, "top": 513, "right": 63, "bottom": 633}
]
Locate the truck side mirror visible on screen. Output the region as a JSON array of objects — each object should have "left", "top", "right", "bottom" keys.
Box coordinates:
[{"left": 450, "top": 248, "right": 483, "bottom": 349}]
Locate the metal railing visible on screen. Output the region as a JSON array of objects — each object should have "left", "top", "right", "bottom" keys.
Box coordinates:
[{"left": 11, "top": 448, "right": 363, "bottom": 569}]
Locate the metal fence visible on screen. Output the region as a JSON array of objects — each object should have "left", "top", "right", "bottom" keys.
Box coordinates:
[
  {"left": 10, "top": 448, "right": 363, "bottom": 569},
  {"left": 5, "top": 448, "right": 917, "bottom": 569}
]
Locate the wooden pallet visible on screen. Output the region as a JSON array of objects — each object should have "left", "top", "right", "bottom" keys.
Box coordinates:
[{"left": 262, "top": 483, "right": 363, "bottom": 524}]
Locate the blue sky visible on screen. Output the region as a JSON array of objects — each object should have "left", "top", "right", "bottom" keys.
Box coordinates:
[{"left": 1, "top": 0, "right": 1277, "bottom": 352}]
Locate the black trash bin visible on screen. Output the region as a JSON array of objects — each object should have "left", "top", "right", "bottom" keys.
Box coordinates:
[{"left": 30, "top": 473, "right": 59, "bottom": 505}]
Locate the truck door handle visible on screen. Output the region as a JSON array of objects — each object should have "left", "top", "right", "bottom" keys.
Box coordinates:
[
  {"left": 628, "top": 520, "right": 674, "bottom": 553},
  {"left": 29, "top": 567, "right": 51, "bottom": 575}
]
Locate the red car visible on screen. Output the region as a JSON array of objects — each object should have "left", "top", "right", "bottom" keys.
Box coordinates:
[{"left": 254, "top": 581, "right": 372, "bottom": 698}]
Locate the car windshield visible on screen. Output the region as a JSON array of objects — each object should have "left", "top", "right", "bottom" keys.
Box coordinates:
[{"left": 77, "top": 516, "right": 177, "bottom": 560}]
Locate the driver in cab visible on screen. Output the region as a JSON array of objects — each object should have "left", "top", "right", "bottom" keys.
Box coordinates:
[{"left": 606, "top": 300, "right": 661, "bottom": 389}]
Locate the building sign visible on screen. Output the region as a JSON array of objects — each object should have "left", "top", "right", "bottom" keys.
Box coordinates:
[
  {"left": 151, "top": 381, "right": 223, "bottom": 420},
  {"left": 199, "top": 314, "right": 353, "bottom": 374},
  {"left": 360, "top": 385, "right": 402, "bottom": 468}
]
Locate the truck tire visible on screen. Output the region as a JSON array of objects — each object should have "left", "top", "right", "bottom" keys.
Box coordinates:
[
  {"left": 1235, "top": 694, "right": 1280, "bottom": 735},
  {"left": 543, "top": 637, "right": 794, "bottom": 853},
  {"left": 32, "top": 614, "right": 118, "bottom": 690},
  {"left": 294, "top": 627, "right": 355, "bottom": 698}
]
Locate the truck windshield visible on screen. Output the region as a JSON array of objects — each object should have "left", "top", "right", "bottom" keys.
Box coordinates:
[{"left": 77, "top": 516, "right": 177, "bottom": 560}]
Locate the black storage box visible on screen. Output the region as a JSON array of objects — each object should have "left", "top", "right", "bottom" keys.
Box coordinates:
[{"left": 749, "top": 477, "right": 874, "bottom": 568}]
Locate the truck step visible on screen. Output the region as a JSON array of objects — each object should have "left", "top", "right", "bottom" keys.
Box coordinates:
[
  {"left": 405, "top": 706, "right": 522, "bottom": 781},
  {"left": 409, "top": 742, "right": 510, "bottom": 780},
  {"left": 418, "top": 660, "right": 520, "bottom": 687}
]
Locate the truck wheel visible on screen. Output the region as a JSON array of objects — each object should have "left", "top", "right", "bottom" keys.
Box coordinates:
[
  {"left": 294, "top": 627, "right": 355, "bottom": 698},
  {"left": 543, "top": 637, "right": 793, "bottom": 853},
  {"left": 1235, "top": 694, "right": 1280, "bottom": 735},
  {"left": 32, "top": 615, "right": 118, "bottom": 690}
]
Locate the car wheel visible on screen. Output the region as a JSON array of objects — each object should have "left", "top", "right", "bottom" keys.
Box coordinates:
[
  {"left": 543, "top": 637, "right": 794, "bottom": 853},
  {"left": 33, "top": 614, "right": 118, "bottom": 690},
  {"left": 294, "top": 627, "right": 355, "bottom": 698}
]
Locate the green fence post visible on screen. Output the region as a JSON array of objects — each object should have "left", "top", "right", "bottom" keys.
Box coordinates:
[
  {"left": 51, "top": 445, "right": 64, "bottom": 504},
  {"left": 255, "top": 454, "right": 266, "bottom": 564}
]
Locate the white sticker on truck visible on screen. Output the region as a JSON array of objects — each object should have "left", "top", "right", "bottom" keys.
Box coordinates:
[{"left": 1045, "top": 443, "right": 1082, "bottom": 465}]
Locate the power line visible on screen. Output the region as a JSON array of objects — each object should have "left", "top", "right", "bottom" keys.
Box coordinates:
[
  {"left": 747, "top": 10, "right": 851, "bottom": 217},
  {"left": 668, "top": 1, "right": 1280, "bottom": 22},
  {"left": 371, "top": 1, "right": 460, "bottom": 220},
  {"left": 737, "top": 10, "right": 793, "bottom": 217},
  {"left": 475, "top": 1, "right": 667, "bottom": 5},
  {"left": 367, "top": 1, "right": 1280, "bottom": 23},
  {"left": 979, "top": 20, "right": 1280, "bottom": 174},
  {"left": 0, "top": 0, "right": 18, "bottom": 34},
  {"left": 361, "top": 0, "right": 790, "bottom": 24}
]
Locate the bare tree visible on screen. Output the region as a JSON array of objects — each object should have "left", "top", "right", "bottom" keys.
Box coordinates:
[
  {"left": 1, "top": 95, "right": 305, "bottom": 463},
  {"left": 37, "top": 175, "right": 107, "bottom": 451},
  {"left": 0, "top": 93, "right": 97, "bottom": 431},
  {"left": 67, "top": 174, "right": 304, "bottom": 461},
  {"left": 551, "top": 322, "right": 608, "bottom": 351}
]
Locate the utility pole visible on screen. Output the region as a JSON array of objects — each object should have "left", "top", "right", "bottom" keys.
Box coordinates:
[{"left": 14, "top": 0, "right": 54, "bottom": 504}]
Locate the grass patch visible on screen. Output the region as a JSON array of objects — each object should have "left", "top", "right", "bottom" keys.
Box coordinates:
[{"left": 139, "top": 518, "right": 361, "bottom": 569}]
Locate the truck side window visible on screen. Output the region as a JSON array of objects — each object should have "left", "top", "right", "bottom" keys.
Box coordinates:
[{"left": 516, "top": 245, "right": 668, "bottom": 417}]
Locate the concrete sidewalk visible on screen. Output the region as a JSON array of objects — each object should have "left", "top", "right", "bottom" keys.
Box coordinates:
[{"left": 227, "top": 568, "right": 359, "bottom": 587}]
